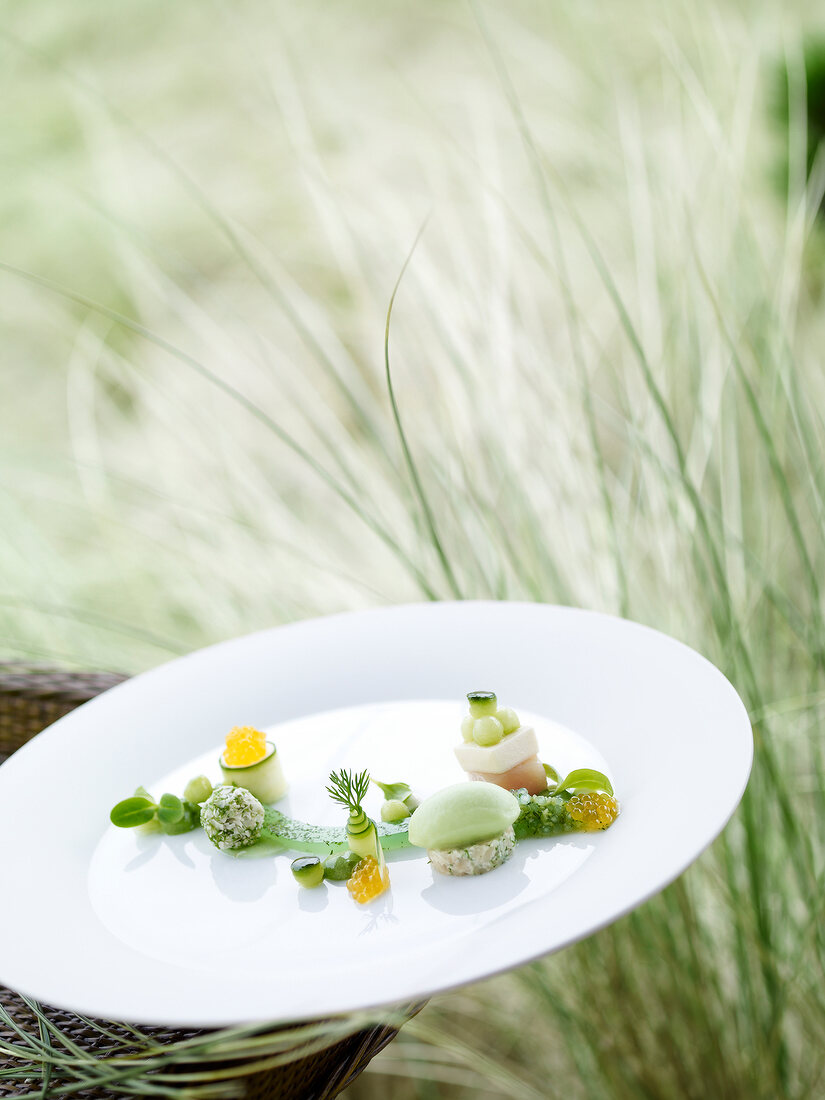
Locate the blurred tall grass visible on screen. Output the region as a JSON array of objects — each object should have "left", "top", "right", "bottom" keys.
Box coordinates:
[{"left": 2, "top": 0, "right": 825, "bottom": 1096}]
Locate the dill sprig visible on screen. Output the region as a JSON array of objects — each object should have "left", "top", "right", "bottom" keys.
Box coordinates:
[{"left": 326, "top": 768, "right": 370, "bottom": 813}]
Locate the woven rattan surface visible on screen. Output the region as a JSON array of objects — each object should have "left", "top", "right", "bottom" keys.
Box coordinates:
[
  {"left": 0, "top": 663, "right": 128, "bottom": 760},
  {"left": 0, "top": 662, "right": 413, "bottom": 1099}
]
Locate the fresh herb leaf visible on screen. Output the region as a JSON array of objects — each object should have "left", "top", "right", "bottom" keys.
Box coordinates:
[
  {"left": 553, "top": 768, "right": 614, "bottom": 796},
  {"left": 156, "top": 793, "right": 184, "bottom": 825},
  {"left": 159, "top": 799, "right": 199, "bottom": 835},
  {"left": 326, "top": 768, "right": 370, "bottom": 812},
  {"left": 110, "top": 796, "right": 157, "bottom": 828},
  {"left": 372, "top": 778, "right": 412, "bottom": 802},
  {"left": 543, "top": 763, "right": 560, "bottom": 785}
]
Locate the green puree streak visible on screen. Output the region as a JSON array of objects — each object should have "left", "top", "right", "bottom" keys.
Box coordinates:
[
  {"left": 259, "top": 788, "right": 594, "bottom": 854},
  {"left": 261, "top": 807, "right": 410, "bottom": 855}
]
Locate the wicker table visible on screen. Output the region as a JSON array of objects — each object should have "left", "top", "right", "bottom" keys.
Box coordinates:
[{"left": 0, "top": 662, "right": 412, "bottom": 1099}]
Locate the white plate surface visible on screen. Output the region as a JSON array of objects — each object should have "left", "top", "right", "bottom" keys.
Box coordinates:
[{"left": 0, "top": 602, "right": 752, "bottom": 1027}]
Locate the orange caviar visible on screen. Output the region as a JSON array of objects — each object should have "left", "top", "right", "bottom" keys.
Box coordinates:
[
  {"left": 347, "top": 856, "right": 390, "bottom": 904},
  {"left": 223, "top": 726, "right": 267, "bottom": 766},
  {"left": 567, "top": 791, "right": 619, "bottom": 831}
]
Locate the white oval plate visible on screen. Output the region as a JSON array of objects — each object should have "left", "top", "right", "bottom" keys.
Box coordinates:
[{"left": 0, "top": 602, "right": 751, "bottom": 1028}]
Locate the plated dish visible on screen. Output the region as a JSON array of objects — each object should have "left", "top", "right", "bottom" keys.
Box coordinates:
[
  {"left": 0, "top": 602, "right": 753, "bottom": 1027},
  {"left": 109, "top": 689, "right": 621, "bottom": 903}
]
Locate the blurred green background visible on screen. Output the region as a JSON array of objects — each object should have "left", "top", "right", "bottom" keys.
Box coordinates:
[{"left": 3, "top": 0, "right": 825, "bottom": 1096}]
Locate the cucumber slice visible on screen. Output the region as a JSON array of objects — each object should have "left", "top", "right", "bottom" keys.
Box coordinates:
[
  {"left": 219, "top": 742, "right": 287, "bottom": 804},
  {"left": 348, "top": 819, "right": 380, "bottom": 862},
  {"left": 467, "top": 691, "right": 497, "bottom": 718}
]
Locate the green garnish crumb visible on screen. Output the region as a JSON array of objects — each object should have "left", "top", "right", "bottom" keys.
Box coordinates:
[
  {"left": 512, "top": 788, "right": 577, "bottom": 839},
  {"left": 201, "top": 785, "right": 265, "bottom": 849}
]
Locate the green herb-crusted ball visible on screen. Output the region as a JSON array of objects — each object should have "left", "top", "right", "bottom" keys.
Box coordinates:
[{"left": 201, "top": 784, "right": 264, "bottom": 849}]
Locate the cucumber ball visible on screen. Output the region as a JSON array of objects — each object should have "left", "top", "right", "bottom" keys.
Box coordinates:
[
  {"left": 291, "top": 856, "right": 324, "bottom": 888},
  {"left": 183, "top": 775, "right": 213, "bottom": 805},
  {"left": 381, "top": 799, "right": 410, "bottom": 823},
  {"left": 496, "top": 708, "right": 520, "bottom": 735},
  {"left": 473, "top": 716, "right": 504, "bottom": 746}
]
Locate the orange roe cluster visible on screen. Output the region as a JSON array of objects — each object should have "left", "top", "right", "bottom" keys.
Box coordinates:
[
  {"left": 347, "top": 856, "right": 390, "bottom": 904},
  {"left": 223, "top": 726, "right": 267, "bottom": 766},
  {"left": 568, "top": 792, "right": 619, "bottom": 831}
]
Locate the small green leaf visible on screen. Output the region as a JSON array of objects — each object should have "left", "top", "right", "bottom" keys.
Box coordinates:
[
  {"left": 372, "top": 779, "right": 412, "bottom": 802},
  {"left": 156, "top": 793, "right": 184, "bottom": 825},
  {"left": 110, "top": 797, "right": 157, "bottom": 828},
  {"left": 134, "top": 786, "right": 154, "bottom": 801},
  {"left": 160, "top": 799, "right": 200, "bottom": 835},
  {"left": 554, "top": 768, "right": 614, "bottom": 796},
  {"left": 543, "top": 763, "right": 560, "bottom": 785}
]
